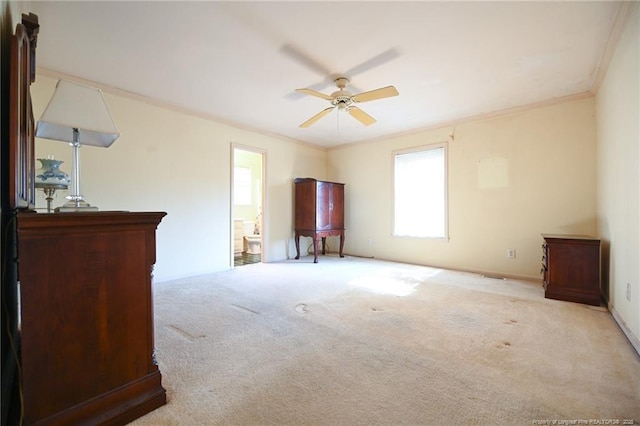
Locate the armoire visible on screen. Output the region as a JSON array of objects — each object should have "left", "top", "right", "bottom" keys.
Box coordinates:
[{"left": 294, "top": 177, "right": 345, "bottom": 263}]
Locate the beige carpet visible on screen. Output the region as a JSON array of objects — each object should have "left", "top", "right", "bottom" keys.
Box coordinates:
[{"left": 131, "top": 255, "right": 640, "bottom": 425}]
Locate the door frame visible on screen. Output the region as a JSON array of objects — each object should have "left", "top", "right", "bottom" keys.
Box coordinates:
[{"left": 230, "top": 143, "right": 267, "bottom": 267}]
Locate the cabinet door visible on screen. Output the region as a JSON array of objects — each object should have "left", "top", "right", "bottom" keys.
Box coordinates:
[
  {"left": 316, "top": 182, "right": 333, "bottom": 230},
  {"left": 329, "top": 184, "right": 344, "bottom": 229},
  {"left": 543, "top": 237, "right": 601, "bottom": 305},
  {"left": 316, "top": 182, "right": 344, "bottom": 230},
  {"left": 295, "top": 180, "right": 316, "bottom": 230}
]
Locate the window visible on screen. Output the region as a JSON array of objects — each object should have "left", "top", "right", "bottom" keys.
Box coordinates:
[
  {"left": 393, "top": 144, "right": 447, "bottom": 238},
  {"left": 234, "top": 166, "right": 252, "bottom": 205}
]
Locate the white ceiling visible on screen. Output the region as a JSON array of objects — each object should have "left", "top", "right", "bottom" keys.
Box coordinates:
[{"left": 29, "top": 1, "right": 626, "bottom": 148}]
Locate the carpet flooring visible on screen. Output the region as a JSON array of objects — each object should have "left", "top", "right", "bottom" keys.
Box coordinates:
[{"left": 131, "top": 255, "right": 640, "bottom": 425}]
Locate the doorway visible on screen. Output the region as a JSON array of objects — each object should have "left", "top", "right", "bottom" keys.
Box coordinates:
[{"left": 232, "top": 146, "right": 265, "bottom": 267}]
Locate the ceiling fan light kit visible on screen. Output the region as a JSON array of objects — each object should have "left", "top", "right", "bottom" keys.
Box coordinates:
[{"left": 296, "top": 77, "right": 398, "bottom": 128}]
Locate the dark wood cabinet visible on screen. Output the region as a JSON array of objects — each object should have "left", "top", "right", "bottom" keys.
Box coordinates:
[
  {"left": 17, "top": 211, "right": 167, "bottom": 425},
  {"left": 3, "top": 16, "right": 39, "bottom": 423},
  {"left": 541, "top": 234, "right": 601, "bottom": 306},
  {"left": 294, "top": 178, "right": 345, "bottom": 263}
]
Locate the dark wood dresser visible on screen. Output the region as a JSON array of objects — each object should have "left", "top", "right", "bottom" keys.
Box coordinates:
[
  {"left": 294, "top": 178, "right": 345, "bottom": 263},
  {"left": 541, "top": 234, "right": 601, "bottom": 306},
  {"left": 17, "top": 211, "right": 167, "bottom": 425}
]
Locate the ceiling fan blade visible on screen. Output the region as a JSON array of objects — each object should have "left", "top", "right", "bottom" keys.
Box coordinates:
[
  {"left": 347, "top": 106, "right": 376, "bottom": 126},
  {"left": 280, "top": 44, "right": 332, "bottom": 77},
  {"left": 299, "top": 107, "right": 335, "bottom": 128},
  {"left": 344, "top": 48, "right": 401, "bottom": 78},
  {"left": 352, "top": 86, "right": 399, "bottom": 103},
  {"left": 295, "top": 88, "right": 334, "bottom": 101}
]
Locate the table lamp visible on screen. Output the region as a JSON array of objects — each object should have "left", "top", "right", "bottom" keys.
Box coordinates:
[{"left": 35, "top": 80, "right": 119, "bottom": 212}]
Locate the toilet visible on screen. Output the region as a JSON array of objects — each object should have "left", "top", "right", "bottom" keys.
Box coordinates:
[
  {"left": 241, "top": 221, "right": 261, "bottom": 254},
  {"left": 243, "top": 235, "right": 261, "bottom": 254}
]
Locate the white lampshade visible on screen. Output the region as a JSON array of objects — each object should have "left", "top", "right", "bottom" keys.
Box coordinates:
[
  {"left": 35, "top": 80, "right": 119, "bottom": 212},
  {"left": 36, "top": 80, "right": 119, "bottom": 146}
]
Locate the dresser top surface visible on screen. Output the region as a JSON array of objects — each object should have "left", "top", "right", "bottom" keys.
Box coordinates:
[
  {"left": 541, "top": 233, "right": 599, "bottom": 242},
  {"left": 17, "top": 211, "right": 167, "bottom": 231}
]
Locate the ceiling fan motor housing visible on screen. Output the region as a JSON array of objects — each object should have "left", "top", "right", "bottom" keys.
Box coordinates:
[
  {"left": 331, "top": 90, "right": 353, "bottom": 109},
  {"left": 334, "top": 77, "right": 349, "bottom": 89}
]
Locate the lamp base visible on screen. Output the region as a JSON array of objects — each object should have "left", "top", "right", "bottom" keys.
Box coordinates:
[
  {"left": 55, "top": 206, "right": 99, "bottom": 212},
  {"left": 55, "top": 197, "right": 99, "bottom": 213},
  {"left": 36, "top": 184, "right": 68, "bottom": 213}
]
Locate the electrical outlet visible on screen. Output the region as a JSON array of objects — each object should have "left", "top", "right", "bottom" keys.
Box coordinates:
[
  {"left": 627, "top": 283, "right": 631, "bottom": 302},
  {"left": 507, "top": 249, "right": 516, "bottom": 259},
  {"left": 368, "top": 238, "right": 373, "bottom": 247}
]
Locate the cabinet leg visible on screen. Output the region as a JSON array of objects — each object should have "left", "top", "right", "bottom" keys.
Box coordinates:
[
  {"left": 294, "top": 235, "right": 300, "bottom": 260},
  {"left": 339, "top": 233, "right": 345, "bottom": 258},
  {"left": 321, "top": 237, "right": 326, "bottom": 255}
]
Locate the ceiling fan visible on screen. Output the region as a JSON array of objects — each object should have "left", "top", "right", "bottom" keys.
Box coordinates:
[{"left": 296, "top": 77, "right": 399, "bottom": 128}]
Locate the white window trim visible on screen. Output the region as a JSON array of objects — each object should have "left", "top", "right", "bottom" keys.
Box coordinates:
[{"left": 392, "top": 142, "right": 449, "bottom": 240}]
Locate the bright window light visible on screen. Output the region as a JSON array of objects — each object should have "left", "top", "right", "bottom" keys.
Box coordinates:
[
  {"left": 393, "top": 144, "right": 447, "bottom": 238},
  {"left": 348, "top": 267, "right": 443, "bottom": 297},
  {"left": 234, "top": 166, "right": 252, "bottom": 205}
]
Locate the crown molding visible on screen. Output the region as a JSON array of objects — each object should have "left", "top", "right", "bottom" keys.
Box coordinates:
[
  {"left": 591, "top": 1, "right": 638, "bottom": 95},
  {"left": 35, "top": 67, "right": 327, "bottom": 153}
]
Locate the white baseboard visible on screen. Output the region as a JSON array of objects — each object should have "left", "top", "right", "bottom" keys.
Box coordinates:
[{"left": 610, "top": 305, "right": 640, "bottom": 358}]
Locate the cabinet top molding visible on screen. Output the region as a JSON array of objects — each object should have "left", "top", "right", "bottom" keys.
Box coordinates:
[
  {"left": 17, "top": 211, "right": 166, "bottom": 232},
  {"left": 541, "top": 233, "right": 598, "bottom": 241},
  {"left": 294, "top": 177, "right": 345, "bottom": 186}
]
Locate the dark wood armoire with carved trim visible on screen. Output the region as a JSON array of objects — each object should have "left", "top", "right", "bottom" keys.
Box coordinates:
[{"left": 294, "top": 178, "right": 345, "bottom": 263}]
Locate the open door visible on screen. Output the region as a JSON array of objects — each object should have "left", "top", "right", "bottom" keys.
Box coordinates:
[{"left": 231, "top": 145, "right": 265, "bottom": 267}]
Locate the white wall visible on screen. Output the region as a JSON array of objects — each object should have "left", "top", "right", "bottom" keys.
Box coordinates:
[
  {"left": 596, "top": 4, "right": 639, "bottom": 345},
  {"left": 31, "top": 74, "right": 326, "bottom": 282},
  {"left": 4, "top": 0, "right": 30, "bottom": 25},
  {"left": 328, "top": 97, "right": 597, "bottom": 280}
]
